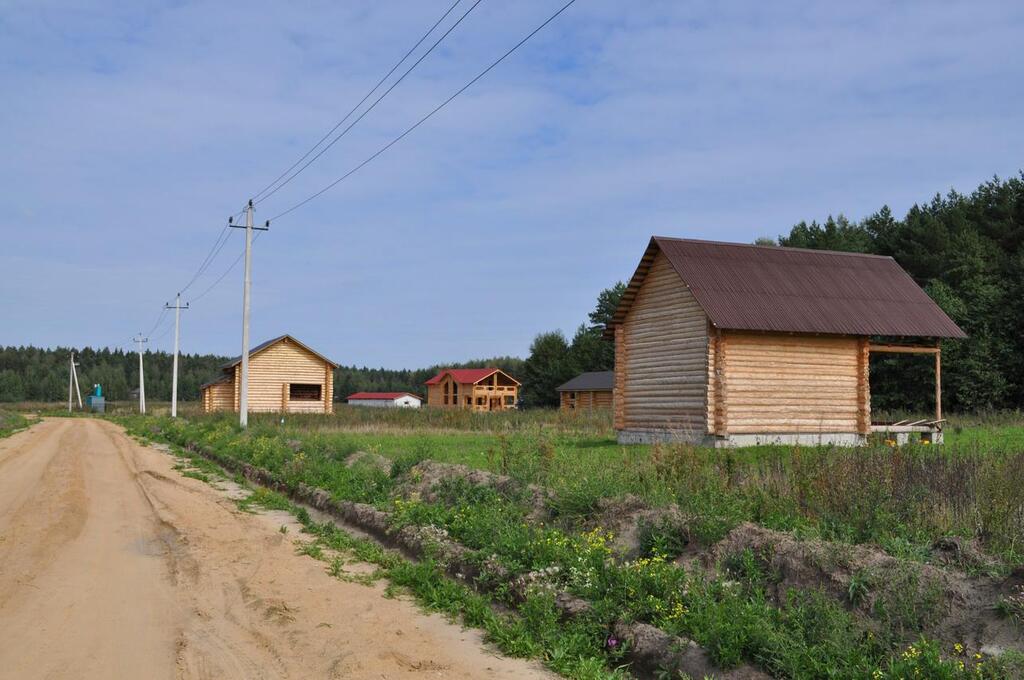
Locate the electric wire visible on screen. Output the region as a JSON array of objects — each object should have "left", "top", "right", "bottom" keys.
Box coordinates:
[
  {"left": 188, "top": 231, "right": 263, "bottom": 304},
  {"left": 250, "top": 0, "right": 465, "bottom": 203},
  {"left": 253, "top": 0, "right": 485, "bottom": 206},
  {"left": 267, "top": 0, "right": 577, "bottom": 222}
]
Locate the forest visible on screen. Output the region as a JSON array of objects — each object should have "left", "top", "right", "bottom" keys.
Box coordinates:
[{"left": 2, "top": 174, "right": 1021, "bottom": 412}]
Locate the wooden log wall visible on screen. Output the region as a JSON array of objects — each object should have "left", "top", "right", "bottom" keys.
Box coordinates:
[
  {"left": 245, "top": 338, "right": 331, "bottom": 413},
  {"left": 620, "top": 251, "right": 710, "bottom": 434},
  {"left": 560, "top": 390, "right": 613, "bottom": 412},
  {"left": 720, "top": 332, "right": 860, "bottom": 434},
  {"left": 203, "top": 381, "right": 234, "bottom": 412}
]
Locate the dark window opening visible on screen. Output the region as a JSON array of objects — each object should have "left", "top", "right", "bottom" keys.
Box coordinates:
[{"left": 290, "top": 384, "right": 322, "bottom": 401}]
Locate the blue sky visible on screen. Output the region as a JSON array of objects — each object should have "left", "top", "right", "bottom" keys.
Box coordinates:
[{"left": 2, "top": 0, "right": 1022, "bottom": 368}]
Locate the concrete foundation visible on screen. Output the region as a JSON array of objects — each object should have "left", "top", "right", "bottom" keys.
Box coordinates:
[{"left": 617, "top": 429, "right": 867, "bottom": 447}]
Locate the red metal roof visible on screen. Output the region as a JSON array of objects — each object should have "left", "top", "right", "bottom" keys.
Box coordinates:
[
  {"left": 346, "top": 392, "right": 421, "bottom": 401},
  {"left": 609, "top": 237, "right": 966, "bottom": 339},
  {"left": 424, "top": 368, "right": 511, "bottom": 385}
]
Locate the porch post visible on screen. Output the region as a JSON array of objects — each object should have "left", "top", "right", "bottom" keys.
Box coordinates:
[{"left": 935, "top": 341, "right": 942, "bottom": 422}]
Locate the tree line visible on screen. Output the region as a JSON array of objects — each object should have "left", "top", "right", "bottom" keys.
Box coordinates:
[
  {"left": 0, "top": 344, "right": 525, "bottom": 404},
  {"left": 768, "top": 174, "right": 1023, "bottom": 412}
]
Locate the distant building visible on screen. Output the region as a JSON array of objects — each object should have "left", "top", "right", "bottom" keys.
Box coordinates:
[
  {"left": 608, "top": 237, "right": 966, "bottom": 446},
  {"left": 425, "top": 368, "right": 520, "bottom": 411},
  {"left": 556, "top": 371, "right": 613, "bottom": 411},
  {"left": 200, "top": 334, "right": 337, "bottom": 414},
  {"left": 347, "top": 392, "right": 422, "bottom": 408}
]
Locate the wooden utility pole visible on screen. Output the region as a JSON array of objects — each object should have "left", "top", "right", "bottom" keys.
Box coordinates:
[
  {"left": 165, "top": 294, "right": 189, "bottom": 418},
  {"left": 134, "top": 334, "right": 148, "bottom": 414},
  {"left": 229, "top": 200, "right": 268, "bottom": 428}
]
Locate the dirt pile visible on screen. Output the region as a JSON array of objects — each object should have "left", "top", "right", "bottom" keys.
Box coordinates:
[
  {"left": 396, "top": 460, "right": 552, "bottom": 519},
  {"left": 344, "top": 450, "right": 393, "bottom": 475},
  {"left": 708, "top": 523, "right": 1022, "bottom": 654},
  {"left": 611, "top": 621, "right": 770, "bottom": 680},
  {"left": 587, "top": 494, "right": 692, "bottom": 560}
]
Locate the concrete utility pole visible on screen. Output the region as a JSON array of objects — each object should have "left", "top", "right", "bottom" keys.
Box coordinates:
[
  {"left": 67, "top": 352, "right": 82, "bottom": 412},
  {"left": 134, "top": 333, "right": 148, "bottom": 414},
  {"left": 229, "top": 200, "right": 268, "bottom": 429},
  {"left": 165, "top": 294, "right": 189, "bottom": 418}
]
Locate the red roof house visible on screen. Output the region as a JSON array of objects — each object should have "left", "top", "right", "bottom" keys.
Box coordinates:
[{"left": 424, "top": 368, "right": 520, "bottom": 411}]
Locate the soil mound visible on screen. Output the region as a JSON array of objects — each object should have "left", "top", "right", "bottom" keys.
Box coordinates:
[
  {"left": 709, "top": 523, "right": 1021, "bottom": 655},
  {"left": 396, "top": 460, "right": 551, "bottom": 520}
]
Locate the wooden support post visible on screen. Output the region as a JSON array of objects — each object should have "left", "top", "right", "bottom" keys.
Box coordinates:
[
  {"left": 713, "top": 328, "right": 728, "bottom": 437},
  {"left": 935, "top": 342, "right": 942, "bottom": 422},
  {"left": 856, "top": 337, "right": 871, "bottom": 434},
  {"left": 613, "top": 324, "right": 627, "bottom": 430}
]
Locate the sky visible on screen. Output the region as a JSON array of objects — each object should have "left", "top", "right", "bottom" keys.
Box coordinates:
[{"left": 2, "top": 0, "right": 1022, "bottom": 369}]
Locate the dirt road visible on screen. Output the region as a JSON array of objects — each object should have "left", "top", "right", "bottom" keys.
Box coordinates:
[{"left": 0, "top": 418, "right": 552, "bottom": 680}]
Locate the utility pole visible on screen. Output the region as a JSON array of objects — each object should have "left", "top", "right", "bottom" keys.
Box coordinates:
[
  {"left": 165, "top": 294, "right": 189, "bottom": 418},
  {"left": 228, "top": 200, "right": 269, "bottom": 428},
  {"left": 134, "top": 334, "right": 148, "bottom": 414},
  {"left": 67, "top": 352, "right": 82, "bottom": 412}
]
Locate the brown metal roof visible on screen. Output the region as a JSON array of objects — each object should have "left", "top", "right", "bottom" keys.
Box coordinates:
[
  {"left": 220, "top": 334, "right": 339, "bottom": 370},
  {"left": 608, "top": 237, "right": 966, "bottom": 339}
]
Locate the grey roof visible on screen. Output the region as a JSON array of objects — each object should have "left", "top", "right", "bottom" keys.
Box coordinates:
[
  {"left": 556, "top": 371, "right": 614, "bottom": 392},
  {"left": 608, "top": 237, "right": 966, "bottom": 339},
  {"left": 199, "top": 374, "right": 232, "bottom": 390},
  {"left": 219, "top": 334, "right": 339, "bottom": 370}
]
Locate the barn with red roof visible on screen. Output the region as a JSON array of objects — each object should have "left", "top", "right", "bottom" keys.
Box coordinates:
[
  {"left": 346, "top": 392, "right": 422, "bottom": 408},
  {"left": 424, "top": 368, "right": 520, "bottom": 411}
]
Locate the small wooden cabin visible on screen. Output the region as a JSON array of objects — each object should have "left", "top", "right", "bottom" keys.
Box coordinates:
[
  {"left": 425, "top": 368, "right": 520, "bottom": 411},
  {"left": 608, "top": 237, "right": 966, "bottom": 446},
  {"left": 557, "top": 371, "right": 614, "bottom": 411},
  {"left": 347, "top": 392, "right": 422, "bottom": 408},
  {"left": 200, "top": 335, "right": 337, "bottom": 414}
]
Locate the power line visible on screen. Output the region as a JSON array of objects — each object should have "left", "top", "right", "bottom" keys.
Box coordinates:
[
  {"left": 188, "top": 231, "right": 263, "bottom": 304},
  {"left": 179, "top": 224, "right": 230, "bottom": 295},
  {"left": 251, "top": 0, "right": 465, "bottom": 203},
  {"left": 253, "top": 0, "right": 485, "bottom": 206},
  {"left": 267, "top": 0, "right": 577, "bottom": 222}
]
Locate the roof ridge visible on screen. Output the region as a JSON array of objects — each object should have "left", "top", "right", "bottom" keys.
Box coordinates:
[{"left": 652, "top": 235, "right": 894, "bottom": 260}]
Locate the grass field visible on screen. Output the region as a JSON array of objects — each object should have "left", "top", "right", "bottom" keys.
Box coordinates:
[
  {"left": 0, "top": 407, "right": 28, "bottom": 438},
  {"left": 105, "top": 404, "right": 1024, "bottom": 679}
]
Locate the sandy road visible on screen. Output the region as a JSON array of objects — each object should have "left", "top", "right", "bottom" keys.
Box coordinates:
[{"left": 0, "top": 418, "right": 552, "bottom": 680}]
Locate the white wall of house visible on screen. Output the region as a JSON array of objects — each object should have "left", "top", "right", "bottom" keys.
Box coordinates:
[{"left": 348, "top": 396, "right": 422, "bottom": 408}]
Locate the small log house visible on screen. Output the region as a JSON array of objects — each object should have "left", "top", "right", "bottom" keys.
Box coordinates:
[
  {"left": 607, "top": 237, "right": 966, "bottom": 446},
  {"left": 200, "top": 335, "right": 337, "bottom": 414},
  {"left": 425, "top": 368, "right": 520, "bottom": 411},
  {"left": 557, "top": 371, "right": 614, "bottom": 411}
]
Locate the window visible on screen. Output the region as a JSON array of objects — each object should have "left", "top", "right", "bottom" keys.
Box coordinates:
[
  {"left": 289, "top": 384, "right": 322, "bottom": 401},
  {"left": 476, "top": 397, "right": 485, "bottom": 405},
  {"left": 443, "top": 382, "right": 450, "bottom": 405},
  {"left": 505, "top": 395, "right": 515, "bottom": 406}
]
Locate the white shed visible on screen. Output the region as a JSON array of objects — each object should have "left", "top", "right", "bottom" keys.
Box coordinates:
[{"left": 346, "top": 392, "right": 423, "bottom": 408}]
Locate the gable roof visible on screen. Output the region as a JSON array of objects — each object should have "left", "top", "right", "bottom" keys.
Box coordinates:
[
  {"left": 220, "top": 334, "right": 339, "bottom": 370},
  {"left": 608, "top": 237, "right": 966, "bottom": 339},
  {"left": 424, "top": 368, "right": 521, "bottom": 386},
  {"left": 347, "top": 392, "right": 422, "bottom": 401},
  {"left": 556, "top": 371, "right": 614, "bottom": 392}
]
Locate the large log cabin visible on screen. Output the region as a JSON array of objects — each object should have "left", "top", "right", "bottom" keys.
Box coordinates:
[
  {"left": 425, "top": 368, "right": 520, "bottom": 411},
  {"left": 200, "top": 335, "right": 337, "bottom": 414},
  {"left": 607, "top": 237, "right": 966, "bottom": 446}
]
